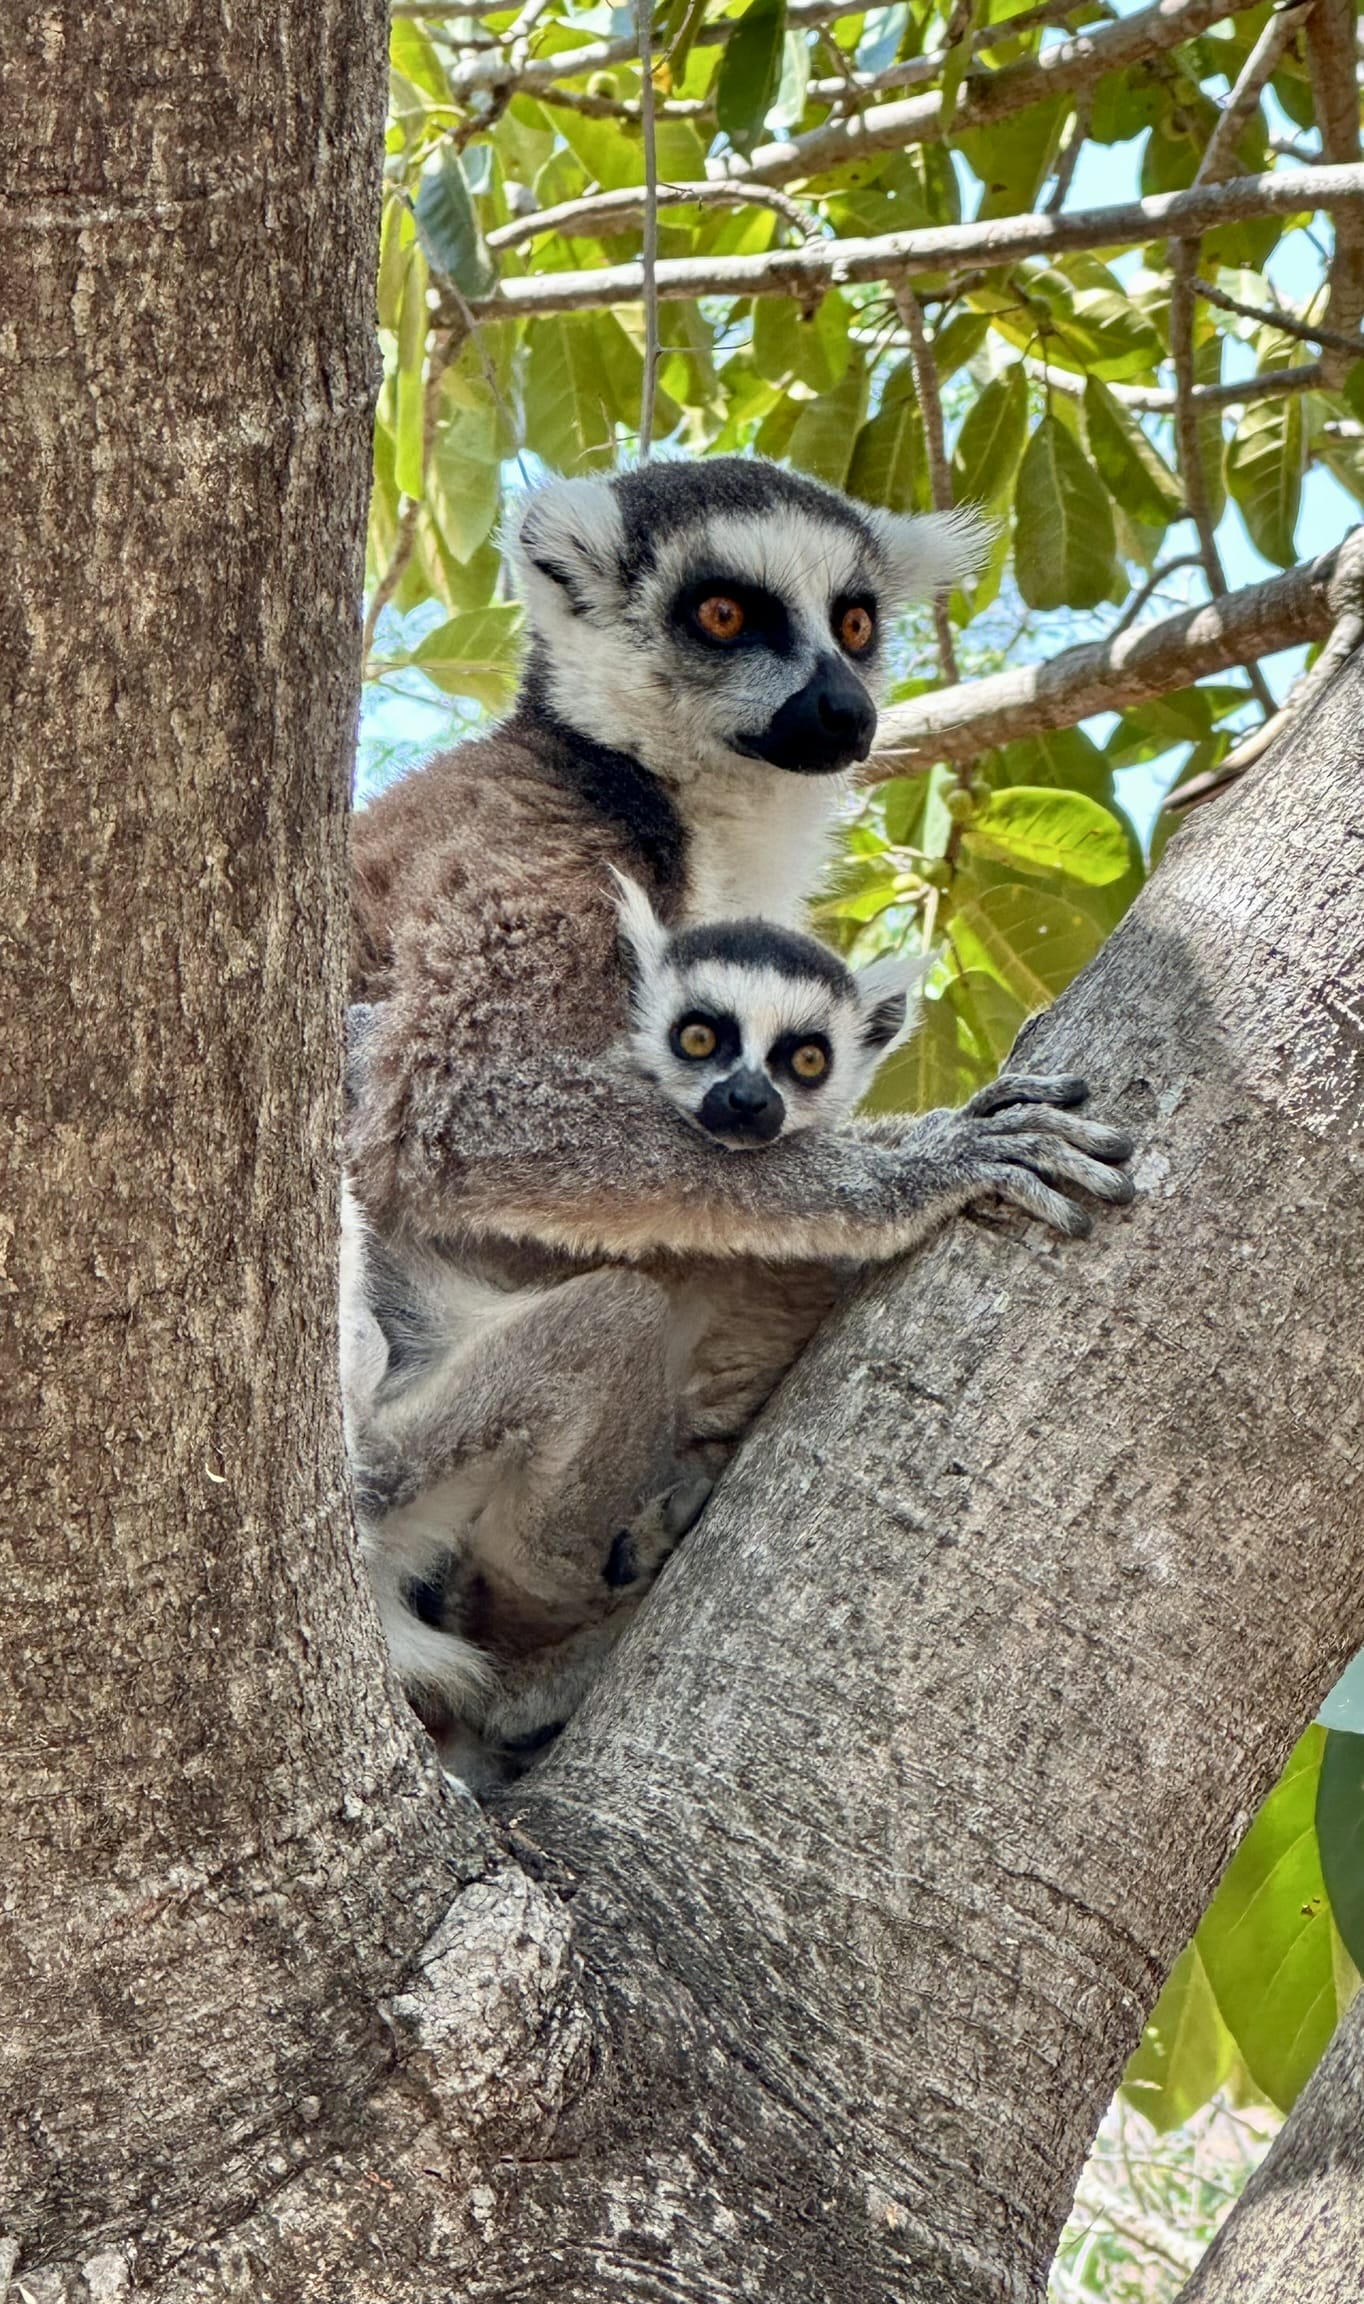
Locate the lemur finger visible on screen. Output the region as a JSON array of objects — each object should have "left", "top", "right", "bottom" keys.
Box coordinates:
[
  {"left": 980, "top": 1106, "right": 1135, "bottom": 1163},
  {"left": 986, "top": 1133, "right": 1137, "bottom": 1203},
  {"left": 967, "top": 1072, "right": 1089, "bottom": 1117},
  {"left": 976, "top": 1164, "right": 1093, "bottom": 1237}
]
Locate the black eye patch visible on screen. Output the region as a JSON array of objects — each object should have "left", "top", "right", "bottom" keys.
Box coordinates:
[
  {"left": 670, "top": 1011, "right": 742, "bottom": 1067},
  {"left": 670, "top": 575, "right": 794, "bottom": 657}
]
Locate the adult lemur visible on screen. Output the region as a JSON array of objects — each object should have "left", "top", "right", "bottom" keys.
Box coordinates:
[{"left": 347, "top": 457, "right": 1135, "bottom": 1771}]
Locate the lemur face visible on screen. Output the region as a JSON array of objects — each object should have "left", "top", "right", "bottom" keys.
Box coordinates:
[
  {"left": 614, "top": 874, "right": 921, "bottom": 1150},
  {"left": 513, "top": 460, "right": 986, "bottom": 783}
]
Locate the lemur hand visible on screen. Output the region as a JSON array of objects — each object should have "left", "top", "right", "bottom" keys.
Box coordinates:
[{"left": 907, "top": 1073, "right": 1136, "bottom": 1238}]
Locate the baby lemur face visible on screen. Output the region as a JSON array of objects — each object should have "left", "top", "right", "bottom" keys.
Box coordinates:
[{"left": 615, "top": 874, "right": 921, "bottom": 1150}]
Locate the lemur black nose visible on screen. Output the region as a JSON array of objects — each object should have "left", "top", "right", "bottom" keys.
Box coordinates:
[
  {"left": 698, "top": 1070, "right": 786, "bottom": 1145},
  {"left": 739, "top": 653, "right": 877, "bottom": 776}
]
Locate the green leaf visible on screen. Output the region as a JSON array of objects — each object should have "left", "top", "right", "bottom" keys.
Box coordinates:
[
  {"left": 394, "top": 244, "right": 430, "bottom": 500},
  {"left": 847, "top": 390, "right": 926, "bottom": 513},
  {"left": 963, "top": 788, "right": 1129, "bottom": 885},
  {"left": 946, "top": 969, "right": 1028, "bottom": 1069},
  {"left": 390, "top": 19, "right": 452, "bottom": 102},
  {"left": 951, "top": 883, "right": 1106, "bottom": 1007},
  {"left": 555, "top": 107, "right": 646, "bottom": 194},
  {"left": 951, "top": 366, "right": 1028, "bottom": 512},
  {"left": 785, "top": 358, "right": 869, "bottom": 489},
  {"left": 408, "top": 604, "right": 524, "bottom": 708},
  {"left": 1198, "top": 1727, "right": 1353, "bottom": 2112},
  {"left": 930, "top": 310, "right": 991, "bottom": 382},
  {"left": 1014, "top": 414, "right": 1117, "bottom": 611},
  {"left": 414, "top": 147, "right": 498, "bottom": 298},
  {"left": 753, "top": 292, "right": 851, "bottom": 393},
  {"left": 1318, "top": 1729, "right": 1364, "bottom": 1976},
  {"left": 1122, "top": 1943, "right": 1236, "bottom": 2135},
  {"left": 939, "top": 0, "right": 981, "bottom": 125},
  {"left": 1228, "top": 391, "right": 1305, "bottom": 568},
  {"left": 1195, "top": 331, "right": 1227, "bottom": 526},
  {"left": 990, "top": 726, "right": 1112, "bottom": 801},
  {"left": 957, "top": 97, "right": 1066, "bottom": 220},
  {"left": 1019, "top": 255, "right": 1165, "bottom": 383},
  {"left": 862, "top": 987, "right": 980, "bottom": 1114},
  {"left": 1083, "top": 377, "right": 1184, "bottom": 527},
  {"left": 523, "top": 313, "right": 619, "bottom": 471},
  {"left": 716, "top": 0, "right": 787, "bottom": 158},
  {"left": 377, "top": 189, "right": 416, "bottom": 332}
]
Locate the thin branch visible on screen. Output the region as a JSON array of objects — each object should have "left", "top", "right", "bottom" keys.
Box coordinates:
[
  {"left": 865, "top": 537, "right": 1355, "bottom": 773},
  {"left": 633, "top": 0, "right": 659, "bottom": 460},
  {"left": 534, "top": 81, "right": 709, "bottom": 121},
  {"left": 1307, "top": 0, "right": 1364, "bottom": 381},
  {"left": 894, "top": 284, "right": 958, "bottom": 684},
  {"left": 434, "top": 0, "right": 850, "bottom": 96},
  {"left": 1197, "top": 0, "right": 1311, "bottom": 188},
  {"left": 733, "top": 0, "right": 1236, "bottom": 188},
  {"left": 361, "top": 326, "right": 465, "bottom": 665},
  {"left": 485, "top": 179, "right": 821, "bottom": 251},
  {"left": 1027, "top": 353, "right": 1325, "bottom": 412},
  {"left": 1045, "top": 92, "right": 1092, "bottom": 214},
  {"left": 1190, "top": 274, "right": 1364, "bottom": 357},
  {"left": 451, "top": 165, "right": 1364, "bottom": 321},
  {"left": 1164, "top": 528, "right": 1364, "bottom": 809},
  {"left": 1109, "top": 552, "right": 1205, "bottom": 637}
]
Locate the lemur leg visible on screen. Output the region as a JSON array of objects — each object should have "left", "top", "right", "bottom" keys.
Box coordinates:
[{"left": 361, "top": 1268, "right": 695, "bottom": 1652}]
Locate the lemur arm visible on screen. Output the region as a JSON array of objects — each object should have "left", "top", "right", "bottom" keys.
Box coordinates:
[{"left": 349, "top": 1027, "right": 1133, "bottom": 1265}]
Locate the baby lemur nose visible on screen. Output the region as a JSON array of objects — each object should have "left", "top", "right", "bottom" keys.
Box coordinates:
[{"left": 699, "top": 1069, "right": 786, "bottom": 1143}]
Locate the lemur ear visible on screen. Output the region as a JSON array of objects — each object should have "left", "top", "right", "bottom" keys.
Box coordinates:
[
  {"left": 866, "top": 506, "right": 994, "bottom": 606},
  {"left": 853, "top": 953, "right": 928, "bottom": 1052},
  {"left": 609, "top": 869, "right": 669, "bottom": 992},
  {"left": 509, "top": 476, "right": 627, "bottom": 621}
]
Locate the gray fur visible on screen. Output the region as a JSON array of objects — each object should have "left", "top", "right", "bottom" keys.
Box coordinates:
[{"left": 344, "top": 459, "right": 1134, "bottom": 1789}]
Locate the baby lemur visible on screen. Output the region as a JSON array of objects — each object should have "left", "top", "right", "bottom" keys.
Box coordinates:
[
  {"left": 346, "top": 457, "right": 1135, "bottom": 1785},
  {"left": 343, "top": 886, "right": 927, "bottom": 1785}
]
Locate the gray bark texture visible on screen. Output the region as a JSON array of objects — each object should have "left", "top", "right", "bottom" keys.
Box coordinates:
[
  {"left": 0, "top": 0, "right": 474, "bottom": 2266},
  {"left": 5, "top": 4, "right": 1364, "bottom": 2300}
]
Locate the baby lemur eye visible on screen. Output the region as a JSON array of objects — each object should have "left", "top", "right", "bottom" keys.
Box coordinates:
[
  {"left": 836, "top": 602, "right": 876, "bottom": 655},
  {"left": 694, "top": 594, "right": 746, "bottom": 643},
  {"left": 790, "top": 1042, "right": 829, "bottom": 1081},
  {"left": 675, "top": 1017, "right": 719, "bottom": 1059}
]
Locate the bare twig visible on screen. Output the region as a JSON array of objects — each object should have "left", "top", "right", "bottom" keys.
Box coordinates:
[
  {"left": 1307, "top": 0, "right": 1364, "bottom": 381},
  {"left": 1190, "top": 274, "right": 1364, "bottom": 358},
  {"left": 1109, "top": 552, "right": 1205, "bottom": 636},
  {"left": 1026, "top": 352, "right": 1325, "bottom": 412},
  {"left": 450, "top": 165, "right": 1364, "bottom": 321},
  {"left": 434, "top": 0, "right": 849, "bottom": 96},
  {"left": 865, "top": 538, "right": 1356, "bottom": 773},
  {"left": 535, "top": 81, "right": 709, "bottom": 121},
  {"left": 894, "top": 284, "right": 959, "bottom": 683},
  {"left": 1198, "top": 1, "right": 1312, "bottom": 188},
  {"left": 485, "top": 179, "right": 821, "bottom": 251},
  {"left": 633, "top": 0, "right": 659, "bottom": 460},
  {"left": 1045, "top": 93, "right": 1092, "bottom": 214}
]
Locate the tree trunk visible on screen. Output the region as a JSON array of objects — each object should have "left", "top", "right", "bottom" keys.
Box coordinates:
[
  {"left": 5, "top": 8, "right": 1364, "bottom": 2296},
  {"left": 0, "top": 0, "right": 468, "bottom": 2262},
  {"left": 1176, "top": 1948, "right": 1364, "bottom": 2299}
]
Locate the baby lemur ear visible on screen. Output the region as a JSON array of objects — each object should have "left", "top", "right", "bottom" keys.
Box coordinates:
[
  {"left": 853, "top": 953, "right": 928, "bottom": 1052},
  {"left": 609, "top": 869, "right": 669, "bottom": 995},
  {"left": 866, "top": 505, "right": 994, "bottom": 607},
  {"left": 509, "top": 475, "right": 628, "bottom": 623}
]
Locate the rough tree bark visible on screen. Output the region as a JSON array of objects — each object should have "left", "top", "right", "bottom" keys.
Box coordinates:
[
  {"left": 5, "top": 4, "right": 1364, "bottom": 2301},
  {"left": 0, "top": 0, "right": 473, "bottom": 2261}
]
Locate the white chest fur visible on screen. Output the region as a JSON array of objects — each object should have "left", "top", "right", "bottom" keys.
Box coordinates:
[{"left": 678, "top": 764, "right": 844, "bottom": 928}]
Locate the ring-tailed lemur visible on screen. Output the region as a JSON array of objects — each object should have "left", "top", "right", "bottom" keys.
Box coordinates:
[
  {"left": 343, "top": 894, "right": 929, "bottom": 1785},
  {"left": 345, "top": 457, "right": 1135, "bottom": 1779}
]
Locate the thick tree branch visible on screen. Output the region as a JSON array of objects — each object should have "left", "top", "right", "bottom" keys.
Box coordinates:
[
  {"left": 455, "top": 165, "right": 1364, "bottom": 320},
  {"left": 868, "top": 540, "right": 1353, "bottom": 770}
]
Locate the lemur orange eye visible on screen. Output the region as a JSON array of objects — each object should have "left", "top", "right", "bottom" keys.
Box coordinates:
[
  {"left": 838, "top": 604, "right": 876, "bottom": 654},
  {"left": 790, "top": 1042, "right": 829, "bottom": 1081},
  {"left": 695, "top": 594, "right": 746, "bottom": 642},
  {"left": 678, "top": 1019, "right": 718, "bottom": 1059}
]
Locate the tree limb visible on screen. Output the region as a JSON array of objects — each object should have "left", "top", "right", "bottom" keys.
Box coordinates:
[
  {"left": 454, "top": 164, "right": 1364, "bottom": 320},
  {"left": 484, "top": 178, "right": 821, "bottom": 250},
  {"left": 868, "top": 540, "right": 1353, "bottom": 771},
  {"left": 1307, "top": 0, "right": 1364, "bottom": 383},
  {"left": 1191, "top": 274, "right": 1364, "bottom": 357}
]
